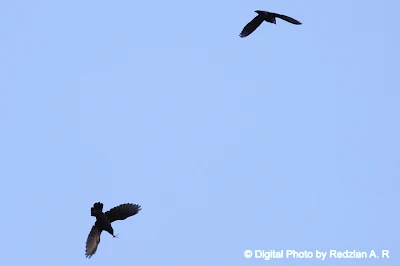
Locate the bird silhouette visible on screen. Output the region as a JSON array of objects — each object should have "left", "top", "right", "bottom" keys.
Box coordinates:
[
  {"left": 240, "top": 10, "right": 301, "bottom": 38},
  {"left": 85, "top": 202, "right": 141, "bottom": 258}
]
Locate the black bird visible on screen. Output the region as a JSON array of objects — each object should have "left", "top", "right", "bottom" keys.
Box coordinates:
[
  {"left": 240, "top": 10, "right": 301, "bottom": 38},
  {"left": 85, "top": 202, "right": 141, "bottom": 258}
]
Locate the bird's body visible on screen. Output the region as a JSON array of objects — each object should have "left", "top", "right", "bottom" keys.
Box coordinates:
[
  {"left": 240, "top": 10, "right": 301, "bottom": 38},
  {"left": 94, "top": 212, "right": 115, "bottom": 236},
  {"left": 90, "top": 202, "right": 115, "bottom": 237},
  {"left": 85, "top": 202, "right": 141, "bottom": 258}
]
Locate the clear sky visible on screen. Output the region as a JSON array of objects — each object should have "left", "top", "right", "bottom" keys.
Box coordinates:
[{"left": 2, "top": 0, "right": 399, "bottom": 265}]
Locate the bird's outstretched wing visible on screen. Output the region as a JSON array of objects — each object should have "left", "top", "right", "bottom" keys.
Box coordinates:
[
  {"left": 85, "top": 225, "right": 101, "bottom": 258},
  {"left": 105, "top": 203, "right": 141, "bottom": 223},
  {"left": 272, "top": 13, "right": 302, "bottom": 25},
  {"left": 240, "top": 15, "right": 264, "bottom": 38}
]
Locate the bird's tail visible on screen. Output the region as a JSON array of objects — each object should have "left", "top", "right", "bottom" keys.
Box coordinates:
[{"left": 91, "top": 202, "right": 103, "bottom": 216}]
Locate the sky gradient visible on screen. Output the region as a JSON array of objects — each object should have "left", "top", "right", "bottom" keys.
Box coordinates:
[{"left": 2, "top": 0, "right": 399, "bottom": 265}]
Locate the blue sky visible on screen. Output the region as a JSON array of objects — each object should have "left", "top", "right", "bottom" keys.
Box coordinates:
[{"left": 2, "top": 0, "right": 399, "bottom": 265}]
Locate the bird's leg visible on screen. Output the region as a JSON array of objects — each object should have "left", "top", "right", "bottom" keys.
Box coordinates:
[{"left": 113, "top": 234, "right": 119, "bottom": 238}]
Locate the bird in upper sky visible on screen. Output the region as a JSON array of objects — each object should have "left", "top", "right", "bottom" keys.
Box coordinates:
[
  {"left": 239, "top": 10, "right": 302, "bottom": 38},
  {"left": 85, "top": 202, "right": 141, "bottom": 258}
]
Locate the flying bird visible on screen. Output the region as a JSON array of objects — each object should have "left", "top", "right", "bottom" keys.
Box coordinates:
[
  {"left": 85, "top": 202, "right": 141, "bottom": 258},
  {"left": 240, "top": 10, "right": 301, "bottom": 38}
]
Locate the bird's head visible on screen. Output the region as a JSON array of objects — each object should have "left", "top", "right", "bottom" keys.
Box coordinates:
[{"left": 255, "top": 10, "right": 263, "bottom": 15}]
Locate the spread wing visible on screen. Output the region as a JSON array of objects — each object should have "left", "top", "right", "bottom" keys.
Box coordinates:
[
  {"left": 85, "top": 225, "right": 101, "bottom": 258},
  {"left": 272, "top": 13, "right": 302, "bottom": 25},
  {"left": 105, "top": 203, "right": 141, "bottom": 223},
  {"left": 240, "top": 15, "right": 264, "bottom": 38}
]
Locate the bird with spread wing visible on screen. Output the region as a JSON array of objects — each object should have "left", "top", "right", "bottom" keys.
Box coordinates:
[
  {"left": 240, "top": 10, "right": 302, "bottom": 38},
  {"left": 85, "top": 202, "right": 141, "bottom": 258}
]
